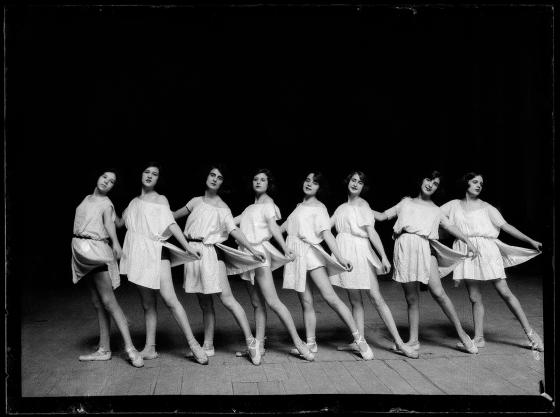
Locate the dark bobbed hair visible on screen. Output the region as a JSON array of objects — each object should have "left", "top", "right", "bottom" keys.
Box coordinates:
[
  {"left": 253, "top": 168, "right": 277, "bottom": 195},
  {"left": 458, "top": 171, "right": 485, "bottom": 194},
  {"left": 345, "top": 170, "right": 369, "bottom": 195},
  {"left": 303, "top": 170, "right": 329, "bottom": 198},
  {"left": 202, "top": 163, "right": 232, "bottom": 194},
  {"left": 141, "top": 161, "right": 164, "bottom": 190},
  {"left": 410, "top": 169, "right": 444, "bottom": 201},
  {"left": 89, "top": 167, "right": 120, "bottom": 193}
]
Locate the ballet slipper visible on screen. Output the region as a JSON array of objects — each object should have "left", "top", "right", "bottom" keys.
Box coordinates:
[
  {"left": 247, "top": 337, "right": 262, "bottom": 365},
  {"left": 79, "top": 347, "right": 111, "bottom": 361},
  {"left": 125, "top": 347, "right": 144, "bottom": 368},
  {"left": 355, "top": 336, "right": 374, "bottom": 360},
  {"left": 391, "top": 342, "right": 420, "bottom": 359},
  {"left": 456, "top": 336, "right": 485, "bottom": 349},
  {"left": 457, "top": 337, "right": 478, "bottom": 354},
  {"left": 294, "top": 340, "right": 315, "bottom": 361},
  {"left": 289, "top": 340, "right": 318, "bottom": 356},
  {"left": 187, "top": 342, "right": 209, "bottom": 365},
  {"left": 336, "top": 341, "right": 359, "bottom": 352},
  {"left": 526, "top": 329, "right": 544, "bottom": 352},
  {"left": 140, "top": 345, "right": 159, "bottom": 360},
  {"left": 186, "top": 343, "right": 215, "bottom": 359}
]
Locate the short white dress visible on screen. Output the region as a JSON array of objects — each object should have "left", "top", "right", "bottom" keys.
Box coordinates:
[
  {"left": 183, "top": 197, "right": 264, "bottom": 294},
  {"left": 384, "top": 197, "right": 467, "bottom": 284},
  {"left": 120, "top": 197, "right": 198, "bottom": 290},
  {"left": 237, "top": 202, "right": 291, "bottom": 285},
  {"left": 329, "top": 203, "right": 383, "bottom": 290},
  {"left": 440, "top": 199, "right": 540, "bottom": 281},
  {"left": 283, "top": 203, "right": 346, "bottom": 293},
  {"left": 71, "top": 195, "right": 120, "bottom": 288}
]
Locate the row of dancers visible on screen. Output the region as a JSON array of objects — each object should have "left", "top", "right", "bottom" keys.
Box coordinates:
[{"left": 71, "top": 164, "right": 544, "bottom": 368}]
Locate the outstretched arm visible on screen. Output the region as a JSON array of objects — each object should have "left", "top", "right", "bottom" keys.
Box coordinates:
[
  {"left": 168, "top": 223, "right": 201, "bottom": 259},
  {"left": 321, "top": 230, "right": 352, "bottom": 271},
  {"left": 230, "top": 229, "right": 266, "bottom": 263},
  {"left": 372, "top": 210, "right": 388, "bottom": 222},
  {"left": 365, "top": 225, "right": 391, "bottom": 273},
  {"left": 173, "top": 205, "right": 190, "bottom": 220},
  {"left": 279, "top": 220, "right": 287, "bottom": 234},
  {"left": 233, "top": 215, "right": 241, "bottom": 226},
  {"left": 103, "top": 207, "right": 122, "bottom": 259},
  {"left": 268, "top": 219, "right": 295, "bottom": 260},
  {"left": 501, "top": 223, "right": 542, "bottom": 251},
  {"left": 441, "top": 222, "right": 480, "bottom": 257}
]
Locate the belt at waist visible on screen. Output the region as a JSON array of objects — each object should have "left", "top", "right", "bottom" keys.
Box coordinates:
[
  {"left": 186, "top": 237, "right": 204, "bottom": 243},
  {"left": 73, "top": 234, "right": 109, "bottom": 242}
]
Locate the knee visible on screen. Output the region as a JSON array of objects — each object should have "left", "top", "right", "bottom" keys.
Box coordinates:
[
  {"left": 349, "top": 296, "right": 363, "bottom": 310},
  {"left": 469, "top": 292, "right": 483, "bottom": 305},
  {"left": 198, "top": 297, "right": 214, "bottom": 314},
  {"left": 251, "top": 297, "right": 264, "bottom": 311},
  {"left": 323, "top": 293, "right": 340, "bottom": 307},
  {"left": 99, "top": 295, "right": 117, "bottom": 311},
  {"left": 90, "top": 295, "right": 103, "bottom": 310},
  {"left": 300, "top": 296, "right": 314, "bottom": 311},
  {"left": 405, "top": 293, "right": 419, "bottom": 306},
  {"left": 141, "top": 299, "right": 156, "bottom": 313},
  {"left": 266, "top": 296, "right": 284, "bottom": 312},
  {"left": 369, "top": 293, "right": 386, "bottom": 309},
  {"left": 430, "top": 289, "right": 446, "bottom": 302},
  {"left": 220, "top": 294, "right": 238, "bottom": 310}
]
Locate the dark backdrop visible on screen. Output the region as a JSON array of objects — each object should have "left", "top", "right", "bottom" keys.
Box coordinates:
[{"left": 6, "top": 5, "right": 553, "bottom": 288}]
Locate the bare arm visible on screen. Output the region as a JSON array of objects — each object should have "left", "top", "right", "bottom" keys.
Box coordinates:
[
  {"left": 114, "top": 215, "right": 125, "bottom": 228},
  {"left": 321, "top": 229, "right": 352, "bottom": 271},
  {"left": 501, "top": 223, "right": 542, "bottom": 250},
  {"left": 372, "top": 210, "right": 388, "bottom": 222},
  {"left": 268, "top": 218, "right": 295, "bottom": 259},
  {"left": 233, "top": 215, "right": 241, "bottom": 226},
  {"left": 173, "top": 205, "right": 190, "bottom": 220},
  {"left": 230, "top": 229, "right": 266, "bottom": 262},
  {"left": 103, "top": 207, "right": 122, "bottom": 259},
  {"left": 365, "top": 225, "right": 391, "bottom": 273},
  {"left": 441, "top": 223, "right": 479, "bottom": 257},
  {"left": 168, "top": 223, "right": 201, "bottom": 258},
  {"left": 279, "top": 220, "right": 287, "bottom": 234}
]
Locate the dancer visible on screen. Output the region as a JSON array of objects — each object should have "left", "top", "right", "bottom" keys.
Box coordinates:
[
  {"left": 441, "top": 172, "right": 543, "bottom": 351},
  {"left": 118, "top": 162, "right": 209, "bottom": 365},
  {"left": 173, "top": 165, "right": 268, "bottom": 366},
  {"left": 330, "top": 171, "right": 418, "bottom": 359},
  {"left": 282, "top": 171, "right": 375, "bottom": 360},
  {"left": 71, "top": 169, "right": 143, "bottom": 367},
  {"left": 374, "top": 170, "right": 480, "bottom": 354},
  {"left": 233, "top": 169, "right": 315, "bottom": 360}
]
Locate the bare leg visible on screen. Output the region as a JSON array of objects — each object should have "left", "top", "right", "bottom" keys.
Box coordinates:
[
  {"left": 297, "top": 279, "right": 316, "bottom": 343},
  {"left": 86, "top": 279, "right": 111, "bottom": 352},
  {"left": 347, "top": 290, "right": 365, "bottom": 337},
  {"left": 427, "top": 256, "right": 473, "bottom": 349},
  {"left": 493, "top": 279, "right": 532, "bottom": 333},
  {"left": 136, "top": 285, "right": 158, "bottom": 358},
  {"left": 401, "top": 282, "right": 420, "bottom": 344},
  {"left": 196, "top": 294, "right": 215, "bottom": 349},
  {"left": 464, "top": 280, "right": 485, "bottom": 339},
  {"left": 254, "top": 266, "right": 304, "bottom": 346},
  {"left": 92, "top": 271, "right": 135, "bottom": 351},
  {"left": 246, "top": 279, "right": 267, "bottom": 348},
  {"left": 366, "top": 275, "right": 406, "bottom": 347}
]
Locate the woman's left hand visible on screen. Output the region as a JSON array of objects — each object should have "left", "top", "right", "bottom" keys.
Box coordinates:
[
  {"left": 284, "top": 249, "right": 296, "bottom": 261},
  {"left": 381, "top": 257, "right": 392, "bottom": 274},
  {"left": 252, "top": 249, "right": 266, "bottom": 263},
  {"left": 466, "top": 243, "right": 480, "bottom": 259},
  {"left": 112, "top": 244, "right": 122, "bottom": 260},
  {"left": 530, "top": 239, "right": 543, "bottom": 251},
  {"left": 338, "top": 257, "right": 353, "bottom": 272}
]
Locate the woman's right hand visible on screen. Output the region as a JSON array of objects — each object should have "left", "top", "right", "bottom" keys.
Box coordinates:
[
  {"left": 112, "top": 244, "right": 122, "bottom": 260},
  {"left": 186, "top": 245, "right": 202, "bottom": 260}
]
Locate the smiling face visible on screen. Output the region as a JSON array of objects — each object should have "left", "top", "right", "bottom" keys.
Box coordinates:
[
  {"left": 420, "top": 176, "right": 440, "bottom": 197},
  {"left": 206, "top": 168, "right": 224, "bottom": 191},
  {"left": 96, "top": 172, "right": 116, "bottom": 194},
  {"left": 347, "top": 173, "right": 364, "bottom": 196},
  {"left": 467, "top": 175, "right": 484, "bottom": 197},
  {"left": 303, "top": 173, "right": 320, "bottom": 197},
  {"left": 141, "top": 166, "right": 160, "bottom": 188},
  {"left": 253, "top": 172, "right": 269, "bottom": 194}
]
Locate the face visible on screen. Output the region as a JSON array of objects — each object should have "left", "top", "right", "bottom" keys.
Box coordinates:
[
  {"left": 420, "top": 176, "right": 440, "bottom": 196},
  {"left": 303, "top": 173, "right": 320, "bottom": 196},
  {"left": 206, "top": 168, "right": 224, "bottom": 191},
  {"left": 142, "top": 166, "right": 160, "bottom": 188},
  {"left": 348, "top": 173, "right": 364, "bottom": 196},
  {"left": 253, "top": 173, "right": 269, "bottom": 193},
  {"left": 96, "top": 172, "right": 116, "bottom": 193},
  {"left": 467, "top": 175, "right": 483, "bottom": 196}
]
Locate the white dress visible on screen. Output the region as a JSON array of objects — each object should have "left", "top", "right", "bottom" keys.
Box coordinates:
[
  {"left": 183, "top": 197, "right": 263, "bottom": 294},
  {"left": 440, "top": 199, "right": 540, "bottom": 281},
  {"left": 384, "top": 197, "right": 467, "bottom": 284},
  {"left": 283, "top": 203, "right": 346, "bottom": 293},
  {"left": 120, "top": 197, "right": 198, "bottom": 290},
  {"left": 237, "top": 202, "right": 291, "bottom": 285},
  {"left": 71, "top": 195, "right": 120, "bottom": 288},
  {"left": 329, "top": 202, "right": 383, "bottom": 290}
]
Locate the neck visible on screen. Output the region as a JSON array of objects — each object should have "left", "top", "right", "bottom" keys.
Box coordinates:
[
  {"left": 465, "top": 193, "right": 478, "bottom": 202},
  {"left": 347, "top": 193, "right": 359, "bottom": 203},
  {"left": 205, "top": 189, "right": 218, "bottom": 199},
  {"left": 417, "top": 192, "right": 431, "bottom": 202},
  {"left": 141, "top": 186, "right": 155, "bottom": 196},
  {"left": 255, "top": 192, "right": 268, "bottom": 203},
  {"left": 303, "top": 195, "right": 317, "bottom": 203},
  {"left": 92, "top": 188, "right": 106, "bottom": 197}
]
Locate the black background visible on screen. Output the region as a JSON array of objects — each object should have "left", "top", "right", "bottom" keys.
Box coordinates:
[{"left": 6, "top": 5, "right": 553, "bottom": 287}]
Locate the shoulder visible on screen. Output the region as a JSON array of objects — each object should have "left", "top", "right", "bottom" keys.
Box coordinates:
[
  {"left": 216, "top": 198, "right": 230, "bottom": 210},
  {"left": 187, "top": 196, "right": 203, "bottom": 207},
  {"left": 357, "top": 199, "right": 371, "bottom": 209},
  {"left": 155, "top": 194, "right": 170, "bottom": 206}
]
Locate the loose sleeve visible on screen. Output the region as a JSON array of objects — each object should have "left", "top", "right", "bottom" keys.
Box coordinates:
[
  {"left": 185, "top": 197, "right": 200, "bottom": 213},
  {"left": 263, "top": 204, "right": 281, "bottom": 222},
  {"left": 355, "top": 205, "right": 374, "bottom": 228},
  {"left": 486, "top": 203, "right": 507, "bottom": 228},
  {"left": 439, "top": 210, "right": 452, "bottom": 228},
  {"left": 159, "top": 204, "right": 178, "bottom": 238},
  {"left": 223, "top": 209, "right": 237, "bottom": 234},
  {"left": 314, "top": 206, "right": 331, "bottom": 234},
  {"left": 384, "top": 198, "right": 405, "bottom": 220},
  {"left": 439, "top": 200, "right": 454, "bottom": 218},
  {"left": 103, "top": 200, "right": 117, "bottom": 222}
]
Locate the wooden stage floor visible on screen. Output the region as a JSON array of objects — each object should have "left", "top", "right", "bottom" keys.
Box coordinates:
[{"left": 21, "top": 272, "right": 545, "bottom": 397}]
